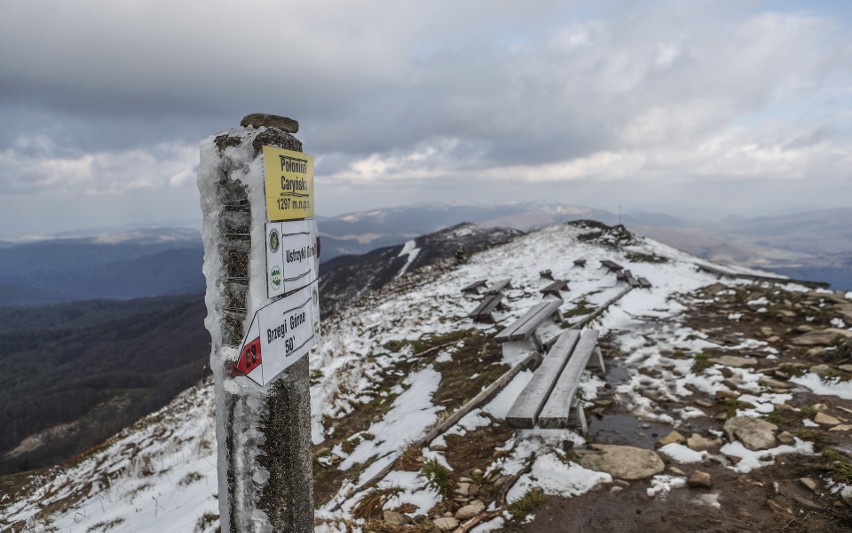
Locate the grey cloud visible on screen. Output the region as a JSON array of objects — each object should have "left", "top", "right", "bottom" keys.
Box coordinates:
[{"left": 0, "top": 0, "right": 850, "bottom": 232}]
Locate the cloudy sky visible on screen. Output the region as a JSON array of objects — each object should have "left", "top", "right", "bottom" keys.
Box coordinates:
[{"left": 1, "top": 0, "right": 850, "bottom": 237}]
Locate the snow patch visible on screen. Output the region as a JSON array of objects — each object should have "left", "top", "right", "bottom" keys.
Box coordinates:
[
  {"left": 507, "top": 453, "right": 611, "bottom": 502},
  {"left": 396, "top": 239, "right": 421, "bottom": 278},
  {"left": 647, "top": 474, "right": 687, "bottom": 497},
  {"left": 720, "top": 439, "right": 814, "bottom": 473},
  {"left": 658, "top": 443, "right": 707, "bottom": 464},
  {"left": 790, "top": 373, "right": 852, "bottom": 400}
]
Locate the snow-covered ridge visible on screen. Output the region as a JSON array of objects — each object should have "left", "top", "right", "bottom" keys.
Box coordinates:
[{"left": 4, "top": 222, "right": 850, "bottom": 531}]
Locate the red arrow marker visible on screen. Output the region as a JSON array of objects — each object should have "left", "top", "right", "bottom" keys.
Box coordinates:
[{"left": 237, "top": 337, "right": 262, "bottom": 375}]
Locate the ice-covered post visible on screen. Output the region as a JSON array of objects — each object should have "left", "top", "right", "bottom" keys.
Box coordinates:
[{"left": 197, "top": 113, "right": 319, "bottom": 532}]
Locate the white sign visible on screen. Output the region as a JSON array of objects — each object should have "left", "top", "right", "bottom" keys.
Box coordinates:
[
  {"left": 234, "top": 282, "right": 321, "bottom": 387},
  {"left": 265, "top": 219, "right": 319, "bottom": 299}
]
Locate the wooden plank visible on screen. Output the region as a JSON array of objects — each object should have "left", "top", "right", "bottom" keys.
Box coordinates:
[
  {"left": 496, "top": 302, "right": 549, "bottom": 342},
  {"left": 461, "top": 279, "right": 488, "bottom": 293},
  {"left": 506, "top": 330, "right": 581, "bottom": 428},
  {"left": 484, "top": 279, "right": 512, "bottom": 295},
  {"left": 467, "top": 293, "right": 503, "bottom": 322},
  {"left": 338, "top": 350, "right": 542, "bottom": 508},
  {"left": 540, "top": 280, "right": 569, "bottom": 295},
  {"left": 627, "top": 275, "right": 640, "bottom": 288},
  {"left": 569, "top": 397, "right": 588, "bottom": 435},
  {"left": 600, "top": 260, "right": 623, "bottom": 272},
  {"left": 496, "top": 300, "right": 562, "bottom": 342},
  {"left": 537, "top": 330, "right": 600, "bottom": 429},
  {"left": 571, "top": 286, "right": 632, "bottom": 329},
  {"left": 638, "top": 277, "right": 652, "bottom": 289},
  {"left": 588, "top": 346, "right": 605, "bottom": 371}
]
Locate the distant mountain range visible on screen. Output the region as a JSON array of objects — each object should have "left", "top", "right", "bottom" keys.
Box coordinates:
[
  {"left": 320, "top": 222, "right": 523, "bottom": 314},
  {"left": 319, "top": 203, "right": 852, "bottom": 290},
  {"left": 630, "top": 207, "right": 852, "bottom": 290},
  {"left": 0, "top": 204, "right": 849, "bottom": 306},
  {"left": 0, "top": 229, "right": 205, "bottom": 305},
  {"left": 317, "top": 202, "right": 615, "bottom": 258}
]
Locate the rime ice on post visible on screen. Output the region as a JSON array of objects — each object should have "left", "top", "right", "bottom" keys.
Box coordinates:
[{"left": 197, "top": 114, "right": 316, "bottom": 532}]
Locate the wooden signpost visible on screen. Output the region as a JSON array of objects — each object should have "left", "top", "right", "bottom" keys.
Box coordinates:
[{"left": 198, "top": 114, "right": 317, "bottom": 532}]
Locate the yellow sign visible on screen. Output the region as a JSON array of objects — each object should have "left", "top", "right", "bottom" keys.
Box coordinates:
[{"left": 263, "top": 146, "right": 315, "bottom": 221}]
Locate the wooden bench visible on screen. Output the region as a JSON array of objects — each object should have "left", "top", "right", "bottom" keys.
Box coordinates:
[
  {"left": 573, "top": 259, "right": 587, "bottom": 268},
  {"left": 538, "top": 330, "right": 604, "bottom": 432},
  {"left": 495, "top": 300, "right": 562, "bottom": 347},
  {"left": 616, "top": 269, "right": 637, "bottom": 286},
  {"left": 600, "top": 260, "right": 623, "bottom": 273},
  {"left": 615, "top": 269, "right": 640, "bottom": 287},
  {"left": 461, "top": 279, "right": 488, "bottom": 294},
  {"left": 484, "top": 279, "right": 512, "bottom": 295},
  {"left": 540, "top": 280, "right": 569, "bottom": 298},
  {"left": 467, "top": 293, "right": 504, "bottom": 323},
  {"left": 506, "top": 329, "right": 604, "bottom": 433}
]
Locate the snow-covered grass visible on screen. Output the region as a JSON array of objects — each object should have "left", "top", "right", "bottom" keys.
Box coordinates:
[{"left": 2, "top": 381, "right": 220, "bottom": 533}]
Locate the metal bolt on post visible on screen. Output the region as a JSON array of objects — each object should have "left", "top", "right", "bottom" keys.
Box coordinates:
[{"left": 198, "top": 114, "right": 317, "bottom": 532}]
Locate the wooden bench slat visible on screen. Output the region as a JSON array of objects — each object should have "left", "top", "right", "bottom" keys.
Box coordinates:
[
  {"left": 496, "top": 301, "right": 548, "bottom": 340},
  {"left": 600, "top": 260, "right": 623, "bottom": 272},
  {"left": 495, "top": 300, "right": 561, "bottom": 342},
  {"left": 461, "top": 279, "right": 488, "bottom": 293},
  {"left": 540, "top": 280, "right": 568, "bottom": 294},
  {"left": 484, "top": 279, "right": 511, "bottom": 295},
  {"left": 537, "top": 330, "right": 601, "bottom": 429},
  {"left": 467, "top": 293, "right": 503, "bottom": 323},
  {"left": 505, "top": 330, "right": 581, "bottom": 429}
]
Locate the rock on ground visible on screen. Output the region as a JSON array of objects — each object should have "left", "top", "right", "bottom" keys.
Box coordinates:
[
  {"left": 814, "top": 412, "right": 842, "bottom": 426},
  {"left": 709, "top": 355, "right": 757, "bottom": 367},
  {"left": 688, "top": 470, "right": 712, "bottom": 489},
  {"left": 657, "top": 431, "right": 685, "bottom": 447},
  {"left": 574, "top": 444, "right": 665, "bottom": 480},
  {"left": 433, "top": 516, "right": 459, "bottom": 530},
  {"left": 456, "top": 500, "right": 485, "bottom": 520},
  {"left": 383, "top": 510, "right": 410, "bottom": 526},
  {"left": 724, "top": 416, "right": 778, "bottom": 451},
  {"left": 687, "top": 433, "right": 722, "bottom": 452},
  {"left": 791, "top": 329, "right": 850, "bottom": 346},
  {"left": 777, "top": 431, "right": 796, "bottom": 445}
]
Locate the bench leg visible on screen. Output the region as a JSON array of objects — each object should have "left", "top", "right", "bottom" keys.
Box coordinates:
[
  {"left": 587, "top": 347, "right": 606, "bottom": 373},
  {"left": 530, "top": 331, "right": 543, "bottom": 353},
  {"left": 570, "top": 397, "right": 588, "bottom": 435}
]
